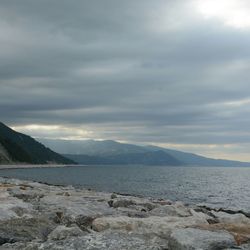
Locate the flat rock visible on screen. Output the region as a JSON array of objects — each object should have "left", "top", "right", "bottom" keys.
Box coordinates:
[
  {"left": 1, "top": 231, "right": 168, "bottom": 250},
  {"left": 92, "top": 214, "right": 209, "bottom": 237},
  {"left": 168, "top": 228, "right": 236, "bottom": 250},
  {"left": 0, "top": 217, "right": 56, "bottom": 242},
  {"left": 40, "top": 192, "right": 114, "bottom": 218},
  {"left": 212, "top": 211, "right": 250, "bottom": 224},
  {"left": 150, "top": 204, "right": 192, "bottom": 217}
]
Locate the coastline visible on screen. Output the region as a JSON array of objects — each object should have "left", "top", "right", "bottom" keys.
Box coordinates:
[
  {"left": 0, "top": 177, "right": 250, "bottom": 249},
  {"left": 0, "top": 164, "right": 79, "bottom": 170}
]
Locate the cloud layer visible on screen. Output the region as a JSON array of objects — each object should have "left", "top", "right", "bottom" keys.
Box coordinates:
[{"left": 1, "top": 0, "right": 250, "bottom": 160}]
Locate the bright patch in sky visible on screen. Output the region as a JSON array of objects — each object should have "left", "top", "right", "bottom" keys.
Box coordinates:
[
  {"left": 195, "top": 0, "right": 250, "bottom": 29},
  {"left": 223, "top": 98, "right": 250, "bottom": 107},
  {"left": 11, "top": 125, "right": 93, "bottom": 140},
  {"left": 12, "top": 125, "right": 61, "bottom": 131}
]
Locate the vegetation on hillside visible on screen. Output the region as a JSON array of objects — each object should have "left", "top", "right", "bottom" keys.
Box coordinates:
[{"left": 0, "top": 122, "right": 74, "bottom": 164}]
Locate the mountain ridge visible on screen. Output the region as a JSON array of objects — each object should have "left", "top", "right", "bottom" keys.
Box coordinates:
[
  {"left": 39, "top": 138, "right": 250, "bottom": 167},
  {"left": 64, "top": 150, "right": 182, "bottom": 166}
]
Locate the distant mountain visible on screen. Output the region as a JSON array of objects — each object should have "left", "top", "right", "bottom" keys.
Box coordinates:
[
  {"left": 146, "top": 145, "right": 250, "bottom": 167},
  {"left": 38, "top": 139, "right": 148, "bottom": 156},
  {"left": 64, "top": 150, "right": 182, "bottom": 166},
  {"left": 39, "top": 138, "right": 250, "bottom": 167},
  {"left": 0, "top": 122, "right": 75, "bottom": 164}
]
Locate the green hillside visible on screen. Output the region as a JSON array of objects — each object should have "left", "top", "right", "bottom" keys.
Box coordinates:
[{"left": 0, "top": 122, "right": 75, "bottom": 164}]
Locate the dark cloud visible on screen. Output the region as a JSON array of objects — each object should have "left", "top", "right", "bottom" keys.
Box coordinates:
[{"left": 1, "top": 0, "right": 250, "bottom": 160}]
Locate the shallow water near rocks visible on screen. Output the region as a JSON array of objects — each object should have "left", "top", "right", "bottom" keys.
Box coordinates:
[{"left": 1, "top": 165, "right": 250, "bottom": 211}]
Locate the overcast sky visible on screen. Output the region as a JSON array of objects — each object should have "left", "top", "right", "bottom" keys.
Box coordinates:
[{"left": 1, "top": 0, "right": 250, "bottom": 161}]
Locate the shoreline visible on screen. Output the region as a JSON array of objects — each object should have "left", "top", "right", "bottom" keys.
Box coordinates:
[
  {"left": 2, "top": 164, "right": 250, "bottom": 171},
  {"left": 0, "top": 177, "right": 250, "bottom": 249},
  {"left": 0, "top": 164, "right": 80, "bottom": 170}
]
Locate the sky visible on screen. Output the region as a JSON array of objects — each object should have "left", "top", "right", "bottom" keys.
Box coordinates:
[{"left": 1, "top": 0, "right": 250, "bottom": 161}]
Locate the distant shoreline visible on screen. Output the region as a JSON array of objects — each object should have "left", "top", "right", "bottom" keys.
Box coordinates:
[
  {"left": 2, "top": 164, "right": 250, "bottom": 171},
  {"left": 0, "top": 164, "right": 79, "bottom": 170}
]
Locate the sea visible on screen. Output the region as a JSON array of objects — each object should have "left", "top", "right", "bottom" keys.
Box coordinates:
[{"left": 1, "top": 165, "right": 250, "bottom": 211}]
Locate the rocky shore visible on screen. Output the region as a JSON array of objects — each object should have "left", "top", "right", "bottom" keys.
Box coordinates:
[{"left": 0, "top": 177, "right": 250, "bottom": 249}]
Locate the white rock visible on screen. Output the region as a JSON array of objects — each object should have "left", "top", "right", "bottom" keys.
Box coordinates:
[
  {"left": 212, "top": 211, "right": 250, "bottom": 224},
  {"left": 92, "top": 215, "right": 209, "bottom": 237},
  {"left": 0, "top": 191, "right": 33, "bottom": 220},
  {"left": 168, "top": 228, "right": 236, "bottom": 250},
  {"left": 40, "top": 193, "right": 113, "bottom": 218}
]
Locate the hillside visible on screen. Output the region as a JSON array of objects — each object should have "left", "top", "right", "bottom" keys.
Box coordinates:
[
  {"left": 39, "top": 139, "right": 250, "bottom": 167},
  {"left": 146, "top": 146, "right": 250, "bottom": 167},
  {"left": 39, "top": 139, "right": 148, "bottom": 156},
  {"left": 0, "top": 122, "right": 75, "bottom": 164},
  {"left": 64, "top": 150, "right": 182, "bottom": 166}
]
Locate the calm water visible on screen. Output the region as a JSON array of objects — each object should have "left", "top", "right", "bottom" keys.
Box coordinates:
[{"left": 1, "top": 165, "right": 250, "bottom": 211}]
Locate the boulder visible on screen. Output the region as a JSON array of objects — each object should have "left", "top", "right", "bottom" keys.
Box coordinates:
[
  {"left": 150, "top": 204, "right": 192, "bottom": 217},
  {"left": 48, "top": 225, "right": 85, "bottom": 241},
  {"left": 75, "top": 215, "right": 95, "bottom": 231},
  {"left": 168, "top": 228, "right": 236, "bottom": 250},
  {"left": 212, "top": 211, "right": 250, "bottom": 224},
  {"left": 111, "top": 193, "right": 117, "bottom": 199},
  {"left": 0, "top": 191, "right": 33, "bottom": 221},
  {"left": 0, "top": 236, "right": 16, "bottom": 246},
  {"left": 40, "top": 194, "right": 113, "bottom": 218},
  {"left": 112, "top": 199, "right": 136, "bottom": 208},
  {"left": 0, "top": 217, "right": 56, "bottom": 242},
  {"left": 92, "top": 214, "right": 209, "bottom": 236}
]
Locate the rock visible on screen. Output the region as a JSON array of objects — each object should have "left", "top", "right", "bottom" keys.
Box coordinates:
[
  {"left": 8, "top": 186, "right": 44, "bottom": 202},
  {"left": 0, "top": 191, "right": 33, "bottom": 221},
  {"left": 240, "top": 243, "right": 250, "bottom": 249},
  {"left": 207, "top": 218, "right": 220, "bottom": 224},
  {"left": 92, "top": 214, "right": 209, "bottom": 236},
  {"left": 5, "top": 231, "right": 168, "bottom": 250},
  {"left": 197, "top": 223, "right": 250, "bottom": 246},
  {"left": 51, "top": 210, "right": 76, "bottom": 226},
  {"left": 0, "top": 217, "right": 56, "bottom": 242},
  {"left": 75, "top": 215, "right": 95, "bottom": 231},
  {"left": 110, "top": 198, "right": 157, "bottom": 212},
  {"left": 61, "top": 215, "right": 76, "bottom": 227},
  {"left": 40, "top": 193, "right": 113, "bottom": 218},
  {"left": 112, "top": 199, "right": 136, "bottom": 208},
  {"left": 0, "top": 177, "right": 248, "bottom": 250},
  {"left": 0, "top": 236, "right": 16, "bottom": 246},
  {"left": 152, "top": 199, "right": 172, "bottom": 206},
  {"left": 141, "top": 202, "right": 157, "bottom": 211},
  {"left": 193, "top": 206, "right": 217, "bottom": 219},
  {"left": 168, "top": 228, "right": 236, "bottom": 250},
  {"left": 48, "top": 225, "right": 85, "bottom": 241},
  {"left": 111, "top": 193, "right": 117, "bottom": 199},
  {"left": 212, "top": 211, "right": 250, "bottom": 224},
  {"left": 0, "top": 242, "right": 27, "bottom": 250},
  {"left": 189, "top": 209, "right": 212, "bottom": 221},
  {"left": 150, "top": 204, "right": 192, "bottom": 217},
  {"left": 53, "top": 211, "right": 64, "bottom": 223},
  {"left": 108, "top": 200, "right": 114, "bottom": 207},
  {"left": 11, "top": 207, "right": 31, "bottom": 217},
  {"left": 114, "top": 206, "right": 150, "bottom": 218},
  {"left": 127, "top": 211, "right": 149, "bottom": 218},
  {"left": 54, "top": 191, "right": 72, "bottom": 197}
]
